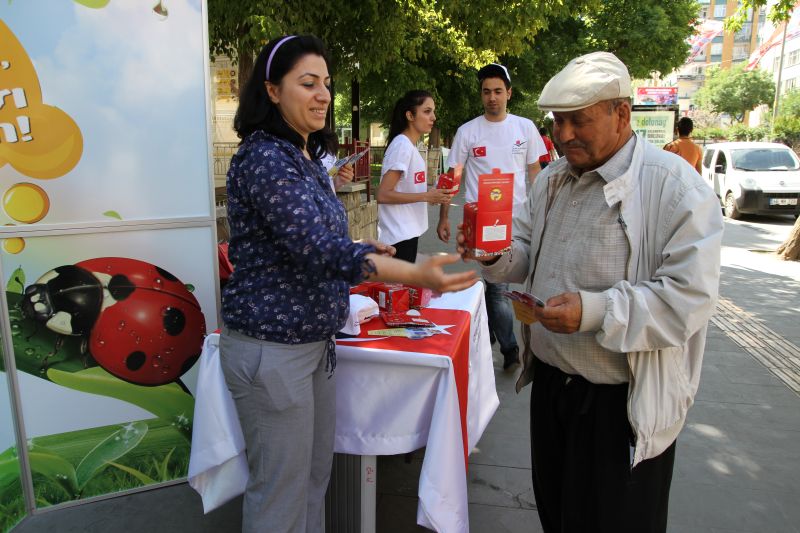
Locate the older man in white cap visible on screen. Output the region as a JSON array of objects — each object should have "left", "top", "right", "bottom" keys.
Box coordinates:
[{"left": 459, "top": 52, "right": 723, "bottom": 532}]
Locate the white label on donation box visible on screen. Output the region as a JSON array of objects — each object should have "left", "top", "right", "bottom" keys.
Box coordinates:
[{"left": 482, "top": 224, "right": 507, "bottom": 242}]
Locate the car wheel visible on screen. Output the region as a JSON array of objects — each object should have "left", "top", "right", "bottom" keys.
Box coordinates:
[{"left": 724, "top": 192, "right": 741, "bottom": 219}]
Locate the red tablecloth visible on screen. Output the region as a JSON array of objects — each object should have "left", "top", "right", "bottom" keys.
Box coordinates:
[{"left": 339, "top": 308, "right": 471, "bottom": 465}]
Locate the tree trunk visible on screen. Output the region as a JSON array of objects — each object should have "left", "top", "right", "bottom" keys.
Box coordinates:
[
  {"left": 776, "top": 216, "right": 800, "bottom": 261},
  {"left": 236, "top": 49, "right": 254, "bottom": 99},
  {"left": 429, "top": 126, "right": 441, "bottom": 148},
  {"left": 327, "top": 78, "right": 336, "bottom": 133}
]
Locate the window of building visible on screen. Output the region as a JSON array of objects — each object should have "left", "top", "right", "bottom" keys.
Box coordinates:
[
  {"left": 713, "top": 4, "right": 726, "bottom": 17},
  {"left": 735, "top": 23, "right": 753, "bottom": 42},
  {"left": 699, "top": 6, "right": 709, "bottom": 18},
  {"left": 784, "top": 77, "right": 797, "bottom": 93},
  {"left": 711, "top": 54, "right": 723, "bottom": 63},
  {"left": 711, "top": 43, "right": 723, "bottom": 56},
  {"left": 788, "top": 49, "right": 800, "bottom": 67},
  {"left": 734, "top": 43, "right": 750, "bottom": 60}
]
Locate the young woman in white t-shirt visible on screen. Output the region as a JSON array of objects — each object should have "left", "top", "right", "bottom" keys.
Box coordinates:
[{"left": 377, "top": 90, "right": 454, "bottom": 263}]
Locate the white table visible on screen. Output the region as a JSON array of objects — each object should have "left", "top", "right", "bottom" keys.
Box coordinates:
[
  {"left": 334, "top": 282, "right": 499, "bottom": 533},
  {"left": 189, "top": 283, "right": 498, "bottom": 532}
]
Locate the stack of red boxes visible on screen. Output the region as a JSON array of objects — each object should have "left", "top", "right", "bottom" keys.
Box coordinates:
[
  {"left": 462, "top": 168, "right": 513, "bottom": 257},
  {"left": 406, "top": 285, "right": 432, "bottom": 309},
  {"left": 349, "top": 282, "right": 433, "bottom": 312}
]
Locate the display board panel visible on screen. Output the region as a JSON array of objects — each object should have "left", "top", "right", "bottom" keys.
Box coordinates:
[
  {"left": 0, "top": 1, "right": 211, "bottom": 231},
  {"left": 0, "top": 344, "right": 24, "bottom": 533},
  {"left": 0, "top": 226, "right": 216, "bottom": 510}
]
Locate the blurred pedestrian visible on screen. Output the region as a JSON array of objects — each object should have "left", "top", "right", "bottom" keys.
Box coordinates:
[{"left": 664, "top": 117, "right": 703, "bottom": 173}]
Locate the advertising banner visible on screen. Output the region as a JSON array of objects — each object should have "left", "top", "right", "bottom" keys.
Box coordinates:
[
  {"left": 631, "top": 110, "right": 676, "bottom": 147},
  {"left": 0, "top": 226, "right": 216, "bottom": 514},
  {"left": 635, "top": 87, "right": 679, "bottom": 106},
  {"left": 0, "top": 0, "right": 218, "bottom": 525},
  {"left": 0, "top": 1, "right": 211, "bottom": 230}
]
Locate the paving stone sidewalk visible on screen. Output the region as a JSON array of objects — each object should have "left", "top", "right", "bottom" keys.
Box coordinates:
[{"left": 13, "top": 197, "right": 800, "bottom": 533}]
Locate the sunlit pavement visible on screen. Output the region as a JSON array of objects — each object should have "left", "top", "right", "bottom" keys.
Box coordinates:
[{"left": 13, "top": 199, "right": 800, "bottom": 533}]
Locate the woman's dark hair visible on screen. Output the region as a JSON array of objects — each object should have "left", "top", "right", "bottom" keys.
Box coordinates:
[
  {"left": 387, "top": 90, "right": 434, "bottom": 145},
  {"left": 234, "top": 34, "right": 337, "bottom": 158}
]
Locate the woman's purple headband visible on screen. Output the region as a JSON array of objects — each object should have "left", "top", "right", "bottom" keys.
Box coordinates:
[{"left": 266, "top": 35, "right": 297, "bottom": 81}]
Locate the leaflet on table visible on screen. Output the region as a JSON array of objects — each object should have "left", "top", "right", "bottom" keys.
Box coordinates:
[
  {"left": 327, "top": 147, "right": 370, "bottom": 176},
  {"left": 368, "top": 328, "right": 436, "bottom": 339},
  {"left": 381, "top": 311, "right": 434, "bottom": 328}
]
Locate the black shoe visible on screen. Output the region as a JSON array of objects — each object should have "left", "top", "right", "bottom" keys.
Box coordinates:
[{"left": 502, "top": 347, "right": 520, "bottom": 370}]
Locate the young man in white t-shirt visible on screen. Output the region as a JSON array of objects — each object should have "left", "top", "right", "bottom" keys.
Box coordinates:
[{"left": 438, "top": 63, "right": 547, "bottom": 370}]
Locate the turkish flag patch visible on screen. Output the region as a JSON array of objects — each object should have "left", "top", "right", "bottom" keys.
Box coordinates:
[
  {"left": 472, "top": 146, "right": 487, "bottom": 157},
  {"left": 414, "top": 171, "right": 426, "bottom": 184}
]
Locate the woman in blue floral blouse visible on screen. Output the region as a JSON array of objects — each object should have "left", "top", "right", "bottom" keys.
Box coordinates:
[{"left": 220, "top": 35, "right": 476, "bottom": 533}]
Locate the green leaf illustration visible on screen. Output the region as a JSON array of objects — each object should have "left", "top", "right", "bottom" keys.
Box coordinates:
[
  {"left": 0, "top": 452, "right": 21, "bottom": 493},
  {"left": 102, "top": 210, "right": 122, "bottom": 220},
  {"left": 6, "top": 267, "right": 25, "bottom": 294},
  {"left": 28, "top": 451, "right": 79, "bottom": 497},
  {"left": 106, "top": 461, "right": 155, "bottom": 486},
  {"left": 154, "top": 447, "right": 175, "bottom": 481},
  {"left": 47, "top": 367, "right": 194, "bottom": 440},
  {"left": 76, "top": 422, "right": 148, "bottom": 489},
  {"left": 73, "top": 0, "right": 111, "bottom": 8}
]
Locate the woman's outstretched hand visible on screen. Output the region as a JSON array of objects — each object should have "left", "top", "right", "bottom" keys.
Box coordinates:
[{"left": 414, "top": 254, "right": 478, "bottom": 293}]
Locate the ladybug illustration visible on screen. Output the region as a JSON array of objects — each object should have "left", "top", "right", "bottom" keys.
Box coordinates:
[{"left": 21, "top": 257, "right": 206, "bottom": 386}]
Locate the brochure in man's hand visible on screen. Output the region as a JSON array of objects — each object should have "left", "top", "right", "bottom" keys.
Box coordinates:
[
  {"left": 503, "top": 290, "right": 545, "bottom": 308},
  {"left": 328, "top": 147, "right": 370, "bottom": 176}
]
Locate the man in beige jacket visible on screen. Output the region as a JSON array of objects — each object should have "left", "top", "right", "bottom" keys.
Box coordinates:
[{"left": 458, "top": 52, "right": 723, "bottom": 532}]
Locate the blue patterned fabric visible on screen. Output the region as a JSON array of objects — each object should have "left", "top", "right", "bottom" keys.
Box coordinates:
[{"left": 222, "top": 131, "right": 375, "bottom": 344}]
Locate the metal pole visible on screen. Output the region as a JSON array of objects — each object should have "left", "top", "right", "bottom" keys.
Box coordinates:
[
  {"left": 351, "top": 78, "right": 360, "bottom": 142},
  {"left": 771, "top": 21, "right": 789, "bottom": 135}
]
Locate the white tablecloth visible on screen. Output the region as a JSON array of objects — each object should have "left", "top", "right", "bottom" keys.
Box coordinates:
[
  {"left": 188, "top": 283, "right": 498, "bottom": 532},
  {"left": 335, "top": 282, "right": 498, "bottom": 532}
]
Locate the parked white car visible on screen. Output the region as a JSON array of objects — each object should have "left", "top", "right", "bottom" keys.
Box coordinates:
[{"left": 700, "top": 142, "right": 800, "bottom": 219}]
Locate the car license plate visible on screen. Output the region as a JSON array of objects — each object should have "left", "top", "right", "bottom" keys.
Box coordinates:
[{"left": 769, "top": 198, "right": 798, "bottom": 206}]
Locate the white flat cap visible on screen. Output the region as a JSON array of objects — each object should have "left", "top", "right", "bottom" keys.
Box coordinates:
[{"left": 538, "top": 52, "right": 631, "bottom": 112}]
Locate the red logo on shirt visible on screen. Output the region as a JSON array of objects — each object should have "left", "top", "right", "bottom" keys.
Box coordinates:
[
  {"left": 414, "top": 171, "right": 425, "bottom": 184},
  {"left": 472, "top": 146, "right": 487, "bottom": 157}
]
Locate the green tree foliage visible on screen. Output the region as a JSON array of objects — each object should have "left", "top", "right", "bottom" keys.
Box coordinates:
[
  {"left": 777, "top": 88, "right": 800, "bottom": 119},
  {"left": 501, "top": 0, "right": 697, "bottom": 127},
  {"left": 515, "top": 0, "right": 697, "bottom": 83},
  {"left": 693, "top": 64, "right": 775, "bottom": 122},
  {"left": 772, "top": 90, "right": 800, "bottom": 147},
  {"left": 207, "top": 0, "right": 699, "bottom": 140},
  {"left": 725, "top": 0, "right": 796, "bottom": 31}
]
